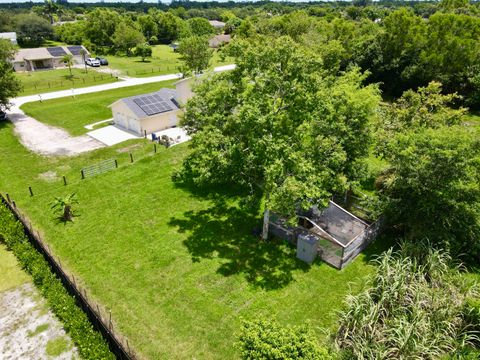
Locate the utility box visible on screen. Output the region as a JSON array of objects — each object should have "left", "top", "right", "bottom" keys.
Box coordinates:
[{"left": 297, "top": 233, "right": 319, "bottom": 264}]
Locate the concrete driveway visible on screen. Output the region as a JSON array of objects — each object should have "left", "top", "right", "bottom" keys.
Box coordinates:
[{"left": 87, "top": 125, "right": 140, "bottom": 146}]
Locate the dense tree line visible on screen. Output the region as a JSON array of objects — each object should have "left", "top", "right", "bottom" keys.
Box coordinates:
[{"left": 3, "top": 0, "right": 480, "bottom": 106}]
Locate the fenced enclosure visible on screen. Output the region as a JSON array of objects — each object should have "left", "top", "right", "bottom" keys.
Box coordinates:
[{"left": 269, "top": 201, "right": 383, "bottom": 269}]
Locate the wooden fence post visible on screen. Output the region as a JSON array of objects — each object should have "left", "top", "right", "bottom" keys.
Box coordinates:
[
  {"left": 129, "top": 153, "right": 134, "bottom": 163},
  {"left": 154, "top": 144, "right": 157, "bottom": 154},
  {"left": 144, "top": 130, "right": 147, "bottom": 139},
  {"left": 6, "top": 193, "right": 10, "bottom": 203},
  {"left": 81, "top": 170, "right": 85, "bottom": 179},
  {"left": 63, "top": 176, "right": 67, "bottom": 186},
  {"left": 28, "top": 186, "right": 33, "bottom": 197},
  {"left": 114, "top": 159, "right": 118, "bottom": 168}
]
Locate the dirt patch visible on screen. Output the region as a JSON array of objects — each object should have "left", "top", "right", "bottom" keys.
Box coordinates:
[
  {"left": 38, "top": 171, "right": 58, "bottom": 182},
  {"left": 116, "top": 143, "right": 142, "bottom": 153},
  {"left": 0, "top": 284, "right": 78, "bottom": 359}
]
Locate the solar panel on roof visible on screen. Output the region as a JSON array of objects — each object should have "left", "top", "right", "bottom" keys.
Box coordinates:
[
  {"left": 133, "top": 95, "right": 176, "bottom": 116},
  {"left": 47, "top": 47, "right": 67, "bottom": 57},
  {"left": 67, "top": 46, "right": 83, "bottom": 56}
]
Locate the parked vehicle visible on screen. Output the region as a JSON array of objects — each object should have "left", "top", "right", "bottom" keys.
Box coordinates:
[
  {"left": 85, "top": 58, "right": 101, "bottom": 67},
  {"left": 95, "top": 57, "right": 108, "bottom": 66}
]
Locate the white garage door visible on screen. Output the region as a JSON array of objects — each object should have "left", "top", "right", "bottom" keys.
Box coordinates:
[
  {"left": 127, "top": 118, "right": 140, "bottom": 134},
  {"left": 115, "top": 113, "right": 127, "bottom": 129}
]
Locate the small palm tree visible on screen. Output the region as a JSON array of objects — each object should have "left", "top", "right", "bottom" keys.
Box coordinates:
[
  {"left": 51, "top": 193, "right": 78, "bottom": 222},
  {"left": 80, "top": 48, "right": 88, "bottom": 74},
  {"left": 62, "top": 54, "right": 74, "bottom": 78}
]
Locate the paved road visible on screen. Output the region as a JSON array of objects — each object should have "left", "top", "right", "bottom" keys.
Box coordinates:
[
  {"left": 6, "top": 64, "right": 235, "bottom": 156},
  {"left": 11, "top": 64, "right": 235, "bottom": 108}
]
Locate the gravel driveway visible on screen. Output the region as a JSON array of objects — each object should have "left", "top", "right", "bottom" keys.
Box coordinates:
[{"left": 8, "top": 111, "right": 104, "bottom": 157}]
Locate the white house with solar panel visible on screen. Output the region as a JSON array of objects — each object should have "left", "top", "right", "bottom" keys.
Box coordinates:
[
  {"left": 109, "top": 77, "right": 196, "bottom": 136},
  {"left": 12, "top": 45, "right": 89, "bottom": 72},
  {"left": 109, "top": 88, "right": 184, "bottom": 136}
]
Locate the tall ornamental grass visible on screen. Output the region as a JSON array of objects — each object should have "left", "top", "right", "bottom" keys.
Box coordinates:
[{"left": 336, "top": 243, "right": 479, "bottom": 359}]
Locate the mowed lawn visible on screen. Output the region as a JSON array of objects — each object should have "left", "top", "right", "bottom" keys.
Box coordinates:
[
  {"left": 21, "top": 79, "right": 177, "bottom": 136},
  {"left": 16, "top": 68, "right": 119, "bottom": 96},
  {"left": 102, "top": 44, "right": 231, "bottom": 78},
  {"left": 0, "top": 244, "right": 30, "bottom": 293},
  {"left": 0, "top": 120, "right": 383, "bottom": 359}
]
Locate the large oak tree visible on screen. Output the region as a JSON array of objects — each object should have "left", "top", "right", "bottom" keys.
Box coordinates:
[{"left": 177, "top": 36, "right": 380, "bottom": 220}]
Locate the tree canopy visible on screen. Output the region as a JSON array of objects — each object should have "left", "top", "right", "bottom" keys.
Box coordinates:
[
  {"left": 177, "top": 35, "right": 212, "bottom": 76},
  {"left": 177, "top": 36, "right": 380, "bottom": 218},
  {"left": 379, "top": 126, "right": 480, "bottom": 260},
  {"left": 15, "top": 13, "right": 53, "bottom": 47},
  {"left": 0, "top": 40, "right": 22, "bottom": 111}
]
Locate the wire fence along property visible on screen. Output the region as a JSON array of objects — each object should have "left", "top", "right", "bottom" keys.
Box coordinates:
[
  {"left": 124, "top": 66, "right": 177, "bottom": 77},
  {"left": 0, "top": 194, "right": 135, "bottom": 360},
  {"left": 11, "top": 143, "right": 163, "bottom": 201},
  {"left": 269, "top": 201, "right": 384, "bottom": 269},
  {"left": 23, "top": 73, "right": 119, "bottom": 93}
]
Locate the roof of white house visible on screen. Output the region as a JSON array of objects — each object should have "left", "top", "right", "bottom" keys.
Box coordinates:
[
  {"left": 13, "top": 45, "right": 89, "bottom": 63},
  {"left": 209, "top": 20, "right": 226, "bottom": 28},
  {"left": 0, "top": 32, "right": 17, "bottom": 42},
  {"left": 110, "top": 88, "right": 179, "bottom": 119}
]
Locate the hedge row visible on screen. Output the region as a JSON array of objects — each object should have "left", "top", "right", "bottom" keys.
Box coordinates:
[{"left": 0, "top": 202, "right": 114, "bottom": 360}]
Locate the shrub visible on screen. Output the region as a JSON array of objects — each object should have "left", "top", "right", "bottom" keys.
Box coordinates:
[
  {"left": 0, "top": 202, "right": 114, "bottom": 359},
  {"left": 238, "top": 318, "right": 333, "bottom": 359}
]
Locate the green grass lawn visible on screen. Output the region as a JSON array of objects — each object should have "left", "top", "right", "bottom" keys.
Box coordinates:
[
  {"left": 102, "top": 44, "right": 231, "bottom": 78},
  {"left": 0, "top": 244, "right": 30, "bottom": 293},
  {"left": 21, "top": 79, "right": 176, "bottom": 136},
  {"left": 16, "top": 68, "right": 120, "bottom": 96},
  {"left": 0, "top": 119, "right": 388, "bottom": 359}
]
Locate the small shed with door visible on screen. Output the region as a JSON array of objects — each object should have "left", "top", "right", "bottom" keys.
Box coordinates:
[{"left": 109, "top": 88, "right": 182, "bottom": 136}]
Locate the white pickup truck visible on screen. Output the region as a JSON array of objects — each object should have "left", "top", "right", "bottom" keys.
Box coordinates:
[{"left": 85, "top": 58, "right": 101, "bottom": 67}]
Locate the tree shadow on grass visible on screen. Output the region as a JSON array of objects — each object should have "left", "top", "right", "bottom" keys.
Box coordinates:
[{"left": 168, "top": 185, "right": 310, "bottom": 290}]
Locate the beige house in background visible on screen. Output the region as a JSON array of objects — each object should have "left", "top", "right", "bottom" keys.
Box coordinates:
[
  {"left": 209, "top": 34, "right": 231, "bottom": 48},
  {"left": 174, "top": 77, "right": 196, "bottom": 105},
  {"left": 12, "top": 45, "right": 89, "bottom": 72}
]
